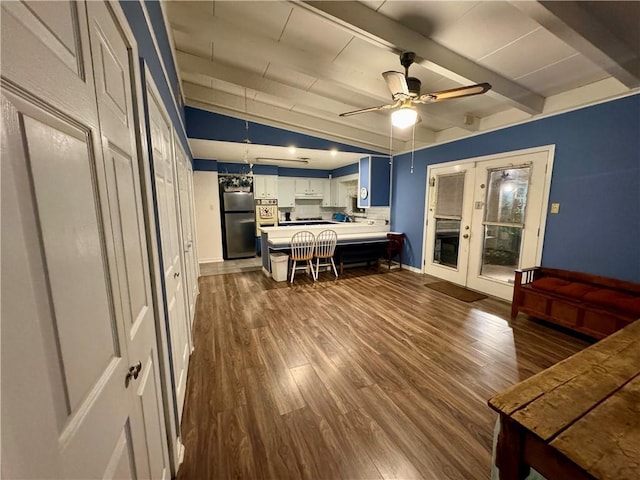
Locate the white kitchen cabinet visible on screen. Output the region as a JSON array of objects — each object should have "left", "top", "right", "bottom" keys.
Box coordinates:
[
  {"left": 294, "top": 177, "right": 327, "bottom": 197},
  {"left": 278, "top": 177, "right": 296, "bottom": 207},
  {"left": 323, "top": 180, "right": 332, "bottom": 206},
  {"left": 330, "top": 178, "right": 347, "bottom": 207},
  {"left": 254, "top": 174, "right": 278, "bottom": 199}
]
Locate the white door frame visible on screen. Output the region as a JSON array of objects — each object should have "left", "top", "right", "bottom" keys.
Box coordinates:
[{"left": 421, "top": 145, "right": 555, "bottom": 291}]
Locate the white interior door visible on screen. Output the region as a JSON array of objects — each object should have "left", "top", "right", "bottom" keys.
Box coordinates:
[
  {"left": 86, "top": 2, "right": 171, "bottom": 478},
  {"left": 1, "top": 2, "right": 168, "bottom": 478},
  {"left": 147, "top": 86, "right": 190, "bottom": 423},
  {"left": 175, "top": 140, "right": 197, "bottom": 328},
  {"left": 424, "top": 148, "right": 552, "bottom": 300}
]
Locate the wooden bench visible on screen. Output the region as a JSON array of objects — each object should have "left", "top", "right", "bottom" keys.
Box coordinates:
[
  {"left": 512, "top": 267, "right": 640, "bottom": 339},
  {"left": 335, "top": 242, "right": 387, "bottom": 274},
  {"left": 489, "top": 319, "right": 640, "bottom": 480}
]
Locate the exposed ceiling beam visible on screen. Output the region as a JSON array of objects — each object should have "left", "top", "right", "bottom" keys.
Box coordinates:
[
  {"left": 183, "top": 82, "right": 433, "bottom": 152},
  {"left": 299, "top": 1, "right": 545, "bottom": 115},
  {"left": 511, "top": 1, "right": 640, "bottom": 88},
  {"left": 166, "top": 4, "right": 391, "bottom": 105},
  {"left": 177, "top": 50, "right": 356, "bottom": 115},
  {"left": 168, "top": 7, "right": 480, "bottom": 132},
  {"left": 177, "top": 50, "right": 445, "bottom": 141}
]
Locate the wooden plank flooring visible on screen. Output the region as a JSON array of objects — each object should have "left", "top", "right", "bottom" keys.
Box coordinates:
[{"left": 177, "top": 268, "right": 590, "bottom": 480}]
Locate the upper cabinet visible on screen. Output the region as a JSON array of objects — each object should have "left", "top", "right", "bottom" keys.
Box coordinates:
[
  {"left": 329, "top": 177, "right": 347, "bottom": 208},
  {"left": 278, "top": 177, "right": 295, "bottom": 207},
  {"left": 295, "top": 178, "right": 327, "bottom": 198},
  {"left": 254, "top": 174, "right": 278, "bottom": 199},
  {"left": 358, "top": 155, "right": 391, "bottom": 208}
]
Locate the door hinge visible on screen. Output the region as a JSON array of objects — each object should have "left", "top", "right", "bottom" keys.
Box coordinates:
[
  {"left": 537, "top": 227, "right": 540, "bottom": 236},
  {"left": 429, "top": 177, "right": 435, "bottom": 187}
]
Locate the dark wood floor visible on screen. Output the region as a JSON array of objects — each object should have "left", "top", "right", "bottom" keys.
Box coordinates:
[{"left": 177, "top": 267, "right": 590, "bottom": 480}]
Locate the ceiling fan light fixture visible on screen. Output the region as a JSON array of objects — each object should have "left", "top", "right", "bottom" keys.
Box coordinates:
[{"left": 391, "top": 106, "right": 418, "bottom": 129}]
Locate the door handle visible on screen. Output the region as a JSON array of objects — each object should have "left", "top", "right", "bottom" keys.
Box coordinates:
[
  {"left": 125, "top": 361, "right": 142, "bottom": 387},
  {"left": 174, "top": 272, "right": 180, "bottom": 278}
]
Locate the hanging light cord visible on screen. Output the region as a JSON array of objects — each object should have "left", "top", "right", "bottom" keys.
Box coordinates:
[
  {"left": 389, "top": 118, "right": 393, "bottom": 163},
  {"left": 243, "top": 89, "right": 250, "bottom": 167},
  {"left": 410, "top": 121, "right": 415, "bottom": 174}
]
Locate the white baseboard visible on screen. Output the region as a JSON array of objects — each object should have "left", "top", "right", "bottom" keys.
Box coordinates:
[
  {"left": 199, "top": 257, "right": 223, "bottom": 264},
  {"left": 262, "top": 266, "right": 272, "bottom": 277},
  {"left": 401, "top": 263, "right": 423, "bottom": 274}
]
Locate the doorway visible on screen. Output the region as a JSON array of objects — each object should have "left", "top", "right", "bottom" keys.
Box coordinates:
[{"left": 423, "top": 146, "right": 554, "bottom": 300}]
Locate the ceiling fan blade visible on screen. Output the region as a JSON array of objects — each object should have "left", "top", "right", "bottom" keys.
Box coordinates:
[
  {"left": 416, "top": 82, "right": 492, "bottom": 103},
  {"left": 382, "top": 71, "right": 410, "bottom": 99},
  {"left": 339, "top": 100, "right": 401, "bottom": 117}
]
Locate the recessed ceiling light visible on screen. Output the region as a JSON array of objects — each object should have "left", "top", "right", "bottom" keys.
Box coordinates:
[
  {"left": 288, "top": 146, "right": 296, "bottom": 154},
  {"left": 330, "top": 149, "right": 338, "bottom": 157}
]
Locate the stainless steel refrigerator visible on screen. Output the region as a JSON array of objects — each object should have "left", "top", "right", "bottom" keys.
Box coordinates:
[{"left": 222, "top": 191, "right": 256, "bottom": 259}]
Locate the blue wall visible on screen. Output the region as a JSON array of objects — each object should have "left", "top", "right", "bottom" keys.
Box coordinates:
[
  {"left": 185, "top": 106, "right": 381, "bottom": 155},
  {"left": 391, "top": 94, "right": 640, "bottom": 282},
  {"left": 193, "top": 159, "right": 217, "bottom": 171},
  {"left": 333, "top": 163, "right": 359, "bottom": 178},
  {"left": 120, "top": 1, "right": 190, "bottom": 155}
]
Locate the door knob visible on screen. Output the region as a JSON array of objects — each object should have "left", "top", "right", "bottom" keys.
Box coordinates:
[
  {"left": 125, "top": 361, "right": 142, "bottom": 387},
  {"left": 463, "top": 234, "right": 469, "bottom": 239}
]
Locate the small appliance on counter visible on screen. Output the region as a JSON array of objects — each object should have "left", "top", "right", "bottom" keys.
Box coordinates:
[
  {"left": 284, "top": 211, "right": 291, "bottom": 222},
  {"left": 255, "top": 198, "right": 278, "bottom": 235}
]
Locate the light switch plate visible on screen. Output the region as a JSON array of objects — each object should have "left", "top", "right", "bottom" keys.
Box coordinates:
[{"left": 550, "top": 203, "right": 560, "bottom": 214}]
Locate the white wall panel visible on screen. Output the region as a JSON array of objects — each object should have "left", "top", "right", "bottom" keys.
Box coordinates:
[{"left": 194, "top": 171, "right": 224, "bottom": 263}]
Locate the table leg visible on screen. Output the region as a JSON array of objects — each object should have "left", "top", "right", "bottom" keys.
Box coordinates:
[{"left": 496, "top": 414, "right": 530, "bottom": 480}]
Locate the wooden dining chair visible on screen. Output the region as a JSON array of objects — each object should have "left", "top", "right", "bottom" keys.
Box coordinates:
[
  {"left": 386, "top": 233, "right": 405, "bottom": 270},
  {"left": 314, "top": 230, "right": 338, "bottom": 278},
  {"left": 290, "top": 231, "right": 316, "bottom": 282}
]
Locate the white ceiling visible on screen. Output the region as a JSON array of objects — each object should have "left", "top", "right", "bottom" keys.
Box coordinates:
[{"left": 166, "top": 1, "right": 640, "bottom": 167}]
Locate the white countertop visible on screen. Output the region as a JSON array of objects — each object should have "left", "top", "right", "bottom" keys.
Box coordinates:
[{"left": 262, "top": 222, "right": 397, "bottom": 246}]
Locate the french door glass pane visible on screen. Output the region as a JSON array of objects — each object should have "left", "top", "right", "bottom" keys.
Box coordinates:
[
  {"left": 433, "top": 219, "right": 461, "bottom": 268},
  {"left": 435, "top": 173, "right": 465, "bottom": 217},
  {"left": 485, "top": 167, "right": 530, "bottom": 224},
  {"left": 480, "top": 225, "right": 522, "bottom": 283}
]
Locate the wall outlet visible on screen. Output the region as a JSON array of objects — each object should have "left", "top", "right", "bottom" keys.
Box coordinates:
[{"left": 550, "top": 203, "right": 560, "bottom": 214}]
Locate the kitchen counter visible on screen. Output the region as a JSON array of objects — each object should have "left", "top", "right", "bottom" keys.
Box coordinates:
[
  {"left": 278, "top": 220, "right": 342, "bottom": 226},
  {"left": 260, "top": 223, "right": 398, "bottom": 275}
]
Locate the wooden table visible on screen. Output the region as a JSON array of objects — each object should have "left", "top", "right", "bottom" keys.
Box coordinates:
[{"left": 488, "top": 320, "right": 640, "bottom": 480}]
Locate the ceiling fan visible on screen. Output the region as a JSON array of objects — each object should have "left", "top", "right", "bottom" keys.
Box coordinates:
[{"left": 339, "top": 52, "right": 492, "bottom": 128}]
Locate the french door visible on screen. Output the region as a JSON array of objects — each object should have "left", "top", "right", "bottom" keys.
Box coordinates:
[{"left": 424, "top": 148, "right": 552, "bottom": 300}]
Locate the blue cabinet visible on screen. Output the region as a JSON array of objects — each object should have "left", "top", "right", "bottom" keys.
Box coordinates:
[{"left": 358, "top": 155, "right": 391, "bottom": 208}]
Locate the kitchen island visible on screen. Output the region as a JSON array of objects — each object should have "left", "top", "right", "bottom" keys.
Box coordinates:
[{"left": 260, "top": 223, "right": 398, "bottom": 276}]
